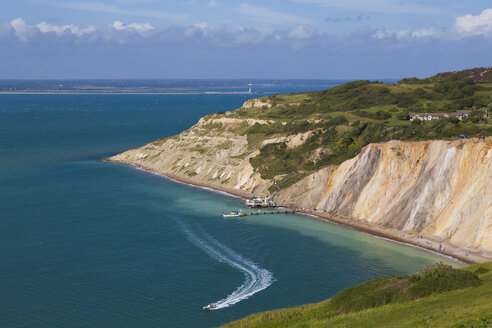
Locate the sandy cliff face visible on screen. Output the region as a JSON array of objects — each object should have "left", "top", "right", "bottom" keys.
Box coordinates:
[
  {"left": 277, "top": 138, "right": 492, "bottom": 250},
  {"left": 242, "top": 98, "right": 272, "bottom": 109},
  {"left": 109, "top": 114, "right": 273, "bottom": 195},
  {"left": 110, "top": 110, "right": 492, "bottom": 251}
]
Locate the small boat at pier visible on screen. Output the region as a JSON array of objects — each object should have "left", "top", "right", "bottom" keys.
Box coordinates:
[{"left": 222, "top": 210, "right": 245, "bottom": 218}]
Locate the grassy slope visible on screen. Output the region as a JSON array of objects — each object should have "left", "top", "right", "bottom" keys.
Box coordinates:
[
  {"left": 207, "top": 69, "right": 492, "bottom": 190},
  {"left": 223, "top": 263, "right": 492, "bottom": 328}
]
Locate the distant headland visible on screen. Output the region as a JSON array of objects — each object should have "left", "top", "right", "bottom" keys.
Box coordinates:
[{"left": 0, "top": 79, "right": 288, "bottom": 95}]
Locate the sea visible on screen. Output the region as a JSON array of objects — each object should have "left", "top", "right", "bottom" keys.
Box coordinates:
[{"left": 0, "top": 80, "right": 461, "bottom": 328}]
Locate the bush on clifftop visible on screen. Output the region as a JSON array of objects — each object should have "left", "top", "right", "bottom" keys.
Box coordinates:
[{"left": 330, "top": 262, "right": 480, "bottom": 314}]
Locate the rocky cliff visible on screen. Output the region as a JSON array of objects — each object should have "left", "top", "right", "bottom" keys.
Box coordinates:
[
  {"left": 109, "top": 113, "right": 273, "bottom": 196},
  {"left": 275, "top": 138, "right": 492, "bottom": 251}
]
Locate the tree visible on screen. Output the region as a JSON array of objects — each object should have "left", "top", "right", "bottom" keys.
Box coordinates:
[{"left": 397, "top": 111, "right": 409, "bottom": 120}]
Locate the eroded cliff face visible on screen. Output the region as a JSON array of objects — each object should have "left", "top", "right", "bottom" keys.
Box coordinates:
[
  {"left": 110, "top": 104, "right": 318, "bottom": 196},
  {"left": 277, "top": 138, "right": 492, "bottom": 250},
  {"left": 109, "top": 109, "right": 492, "bottom": 251},
  {"left": 109, "top": 114, "right": 274, "bottom": 195}
]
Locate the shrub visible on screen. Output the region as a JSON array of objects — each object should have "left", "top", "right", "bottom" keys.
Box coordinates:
[
  {"left": 352, "top": 110, "right": 391, "bottom": 120},
  {"left": 408, "top": 262, "right": 480, "bottom": 298},
  {"left": 448, "top": 116, "right": 460, "bottom": 124},
  {"left": 328, "top": 115, "right": 348, "bottom": 126},
  {"left": 474, "top": 267, "right": 490, "bottom": 275},
  {"left": 330, "top": 262, "right": 479, "bottom": 314},
  {"left": 409, "top": 103, "right": 424, "bottom": 112},
  {"left": 397, "top": 111, "right": 409, "bottom": 120},
  {"left": 398, "top": 77, "right": 427, "bottom": 84},
  {"left": 327, "top": 80, "right": 371, "bottom": 95},
  {"left": 396, "top": 93, "right": 418, "bottom": 108}
]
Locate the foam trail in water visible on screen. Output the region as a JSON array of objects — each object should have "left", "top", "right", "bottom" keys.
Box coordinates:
[{"left": 179, "top": 223, "right": 273, "bottom": 310}]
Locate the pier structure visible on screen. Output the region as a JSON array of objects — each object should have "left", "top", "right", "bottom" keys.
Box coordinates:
[{"left": 240, "top": 210, "right": 295, "bottom": 216}]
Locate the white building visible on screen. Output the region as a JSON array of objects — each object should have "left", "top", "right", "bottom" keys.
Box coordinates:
[{"left": 409, "top": 110, "right": 472, "bottom": 121}]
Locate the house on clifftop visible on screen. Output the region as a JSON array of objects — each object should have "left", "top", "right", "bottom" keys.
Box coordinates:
[{"left": 409, "top": 110, "right": 473, "bottom": 121}]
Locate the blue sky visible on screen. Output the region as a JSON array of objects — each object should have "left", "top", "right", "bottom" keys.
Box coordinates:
[{"left": 1, "top": 0, "right": 491, "bottom": 79}]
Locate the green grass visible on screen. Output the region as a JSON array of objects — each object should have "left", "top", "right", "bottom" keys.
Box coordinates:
[
  {"left": 222, "top": 262, "right": 492, "bottom": 328},
  {"left": 196, "top": 122, "right": 225, "bottom": 135},
  {"left": 196, "top": 70, "right": 492, "bottom": 186}
]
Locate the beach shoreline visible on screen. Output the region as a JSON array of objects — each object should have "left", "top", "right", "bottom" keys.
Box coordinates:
[{"left": 105, "top": 158, "right": 492, "bottom": 265}]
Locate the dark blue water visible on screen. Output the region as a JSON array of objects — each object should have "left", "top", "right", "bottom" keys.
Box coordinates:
[{"left": 0, "top": 83, "right": 458, "bottom": 328}]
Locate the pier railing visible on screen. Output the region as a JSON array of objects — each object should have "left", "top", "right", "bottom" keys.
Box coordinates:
[{"left": 242, "top": 210, "right": 295, "bottom": 216}]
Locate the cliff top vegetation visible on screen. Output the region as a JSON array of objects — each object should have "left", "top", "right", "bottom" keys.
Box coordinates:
[
  {"left": 222, "top": 262, "right": 492, "bottom": 328},
  {"left": 200, "top": 68, "right": 492, "bottom": 189}
]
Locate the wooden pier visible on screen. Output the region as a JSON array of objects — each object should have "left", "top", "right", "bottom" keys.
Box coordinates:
[{"left": 243, "top": 210, "right": 295, "bottom": 216}]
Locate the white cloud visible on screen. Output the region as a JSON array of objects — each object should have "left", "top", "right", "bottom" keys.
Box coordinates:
[
  {"left": 36, "top": 21, "right": 96, "bottom": 36},
  {"left": 372, "top": 29, "right": 392, "bottom": 40},
  {"left": 370, "top": 9, "right": 492, "bottom": 41},
  {"left": 5, "top": 10, "right": 492, "bottom": 49},
  {"left": 288, "top": 25, "right": 315, "bottom": 39},
  {"left": 193, "top": 22, "right": 222, "bottom": 31},
  {"left": 371, "top": 26, "right": 441, "bottom": 40},
  {"left": 368, "top": 8, "right": 492, "bottom": 41},
  {"left": 411, "top": 27, "right": 438, "bottom": 38},
  {"left": 8, "top": 18, "right": 154, "bottom": 43},
  {"left": 183, "top": 22, "right": 224, "bottom": 38},
  {"left": 232, "top": 27, "right": 265, "bottom": 44},
  {"left": 455, "top": 8, "right": 492, "bottom": 36},
  {"left": 238, "top": 3, "right": 311, "bottom": 25},
  {"left": 207, "top": 0, "right": 219, "bottom": 7},
  {"left": 10, "top": 18, "right": 30, "bottom": 42},
  {"left": 4, "top": 17, "right": 320, "bottom": 49},
  {"left": 111, "top": 21, "right": 154, "bottom": 32}
]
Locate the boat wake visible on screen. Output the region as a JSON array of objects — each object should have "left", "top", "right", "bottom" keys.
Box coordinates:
[{"left": 180, "top": 224, "right": 274, "bottom": 310}]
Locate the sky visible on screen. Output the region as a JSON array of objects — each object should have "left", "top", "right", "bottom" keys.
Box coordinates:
[{"left": 0, "top": 0, "right": 491, "bottom": 79}]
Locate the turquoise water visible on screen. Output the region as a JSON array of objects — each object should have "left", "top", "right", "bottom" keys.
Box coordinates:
[{"left": 0, "top": 88, "right": 459, "bottom": 327}]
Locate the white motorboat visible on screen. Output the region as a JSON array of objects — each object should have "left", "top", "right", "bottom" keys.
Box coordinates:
[
  {"left": 222, "top": 210, "right": 245, "bottom": 218},
  {"left": 203, "top": 303, "right": 217, "bottom": 310}
]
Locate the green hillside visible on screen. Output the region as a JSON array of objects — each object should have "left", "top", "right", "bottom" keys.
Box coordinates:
[
  {"left": 205, "top": 68, "right": 492, "bottom": 190},
  {"left": 222, "top": 262, "right": 492, "bottom": 328}
]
